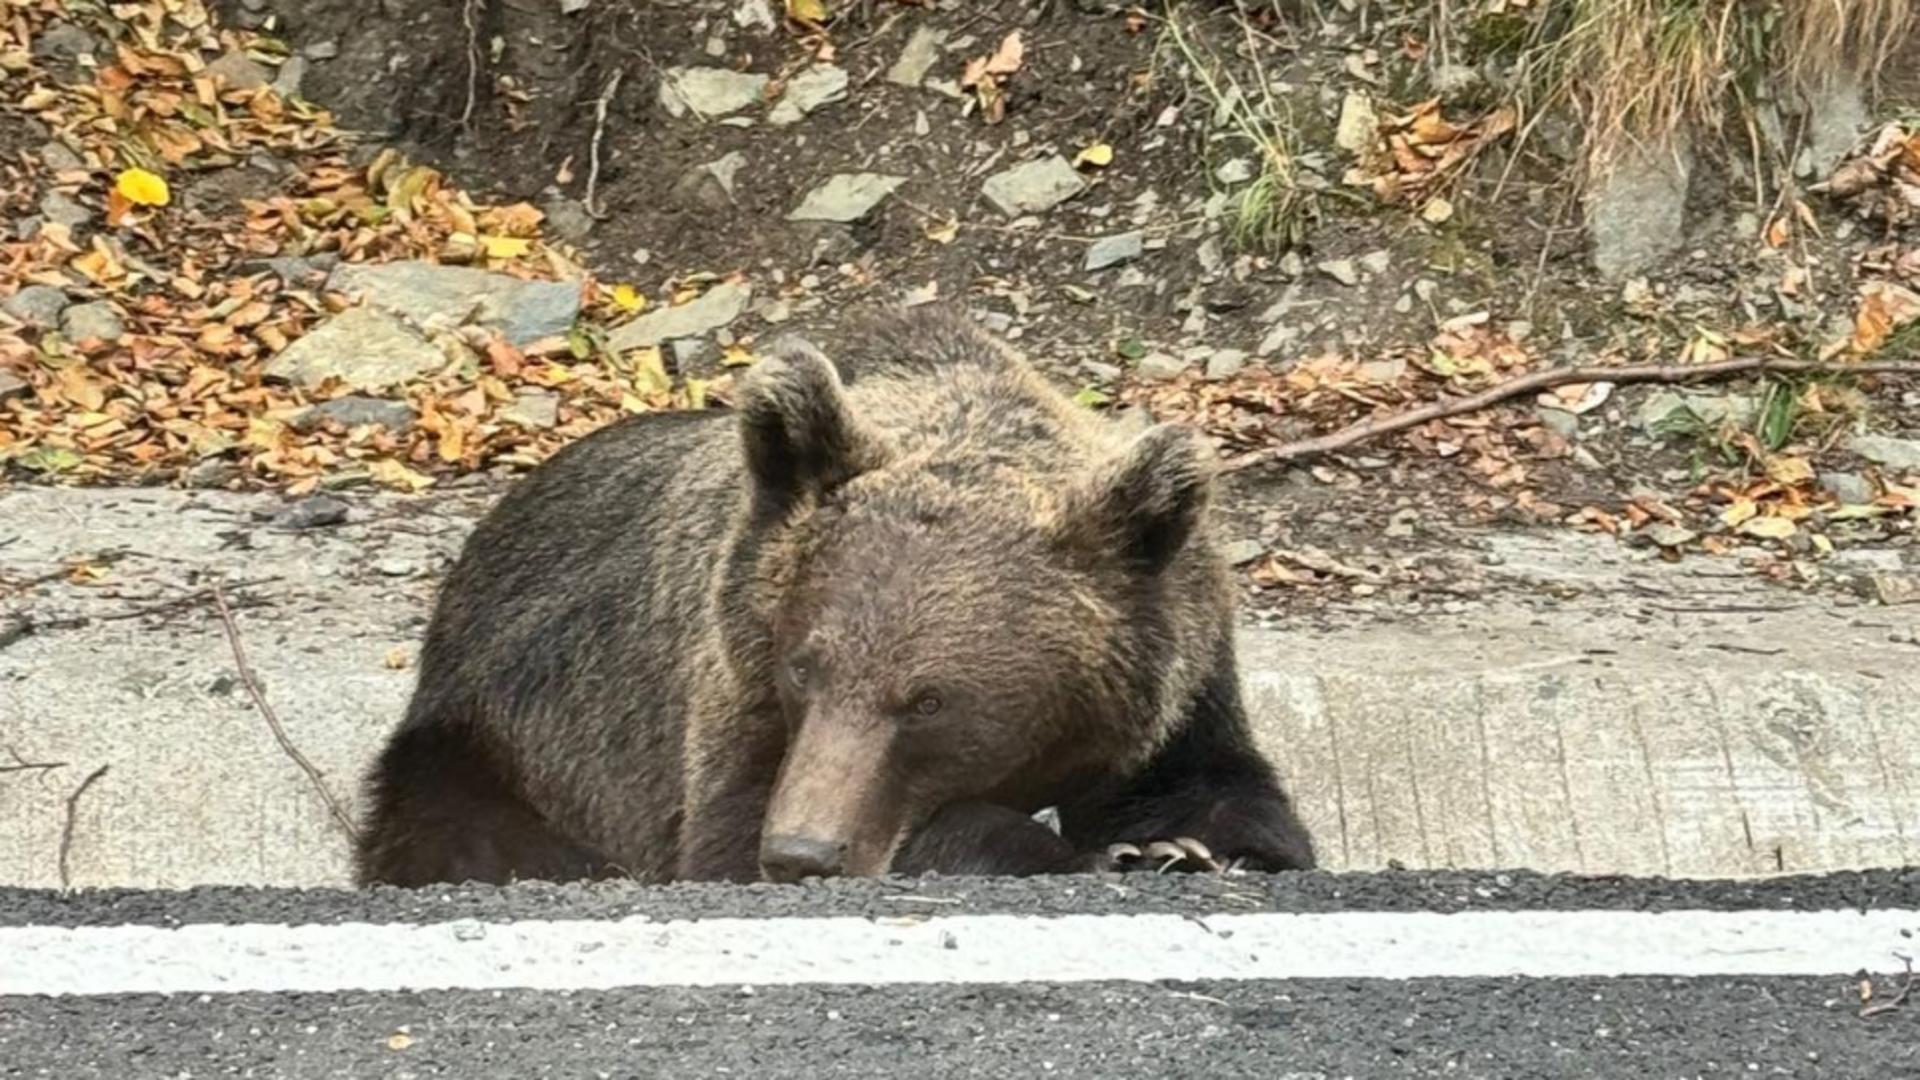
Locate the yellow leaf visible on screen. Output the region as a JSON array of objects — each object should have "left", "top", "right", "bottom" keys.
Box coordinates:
[
  {"left": 386, "top": 1032, "right": 415, "bottom": 1051},
  {"left": 1720, "top": 498, "right": 1758, "bottom": 528},
  {"left": 685, "top": 377, "right": 710, "bottom": 410},
  {"left": 1764, "top": 455, "right": 1814, "bottom": 486},
  {"left": 721, "top": 344, "right": 755, "bottom": 367},
  {"left": 1073, "top": 142, "right": 1114, "bottom": 169},
  {"left": 632, "top": 347, "right": 673, "bottom": 397},
  {"left": 368, "top": 458, "right": 434, "bottom": 492},
  {"left": 384, "top": 646, "right": 410, "bottom": 670},
  {"left": 611, "top": 284, "right": 648, "bottom": 313},
  {"left": 786, "top": 0, "right": 828, "bottom": 21},
  {"left": 1737, "top": 515, "right": 1796, "bottom": 540},
  {"left": 1420, "top": 197, "right": 1454, "bottom": 224},
  {"left": 115, "top": 167, "right": 171, "bottom": 207},
  {"left": 480, "top": 235, "right": 531, "bottom": 260},
  {"left": 924, "top": 218, "right": 959, "bottom": 244}
]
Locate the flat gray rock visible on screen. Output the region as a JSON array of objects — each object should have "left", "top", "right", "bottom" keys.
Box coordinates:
[
  {"left": 606, "top": 281, "right": 752, "bottom": 351},
  {"left": 263, "top": 307, "right": 445, "bottom": 391},
  {"left": 1852, "top": 434, "right": 1920, "bottom": 471},
  {"left": 0, "top": 370, "right": 26, "bottom": 399},
  {"left": 3, "top": 284, "right": 70, "bottom": 327},
  {"left": 326, "top": 262, "right": 580, "bottom": 347},
  {"left": 658, "top": 66, "right": 770, "bottom": 120},
  {"left": 887, "top": 26, "right": 947, "bottom": 87},
  {"left": 1084, "top": 231, "right": 1144, "bottom": 272},
  {"left": 204, "top": 50, "right": 271, "bottom": 91},
  {"left": 980, "top": 156, "right": 1086, "bottom": 217},
  {"left": 500, "top": 390, "right": 559, "bottom": 430},
  {"left": 38, "top": 190, "right": 88, "bottom": 229},
  {"left": 293, "top": 396, "right": 415, "bottom": 433},
  {"left": 60, "top": 301, "right": 124, "bottom": 343},
  {"left": 788, "top": 173, "right": 906, "bottom": 223}
]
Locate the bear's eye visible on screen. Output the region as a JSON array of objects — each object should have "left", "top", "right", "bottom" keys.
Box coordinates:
[
  {"left": 909, "top": 691, "right": 943, "bottom": 718},
  {"left": 787, "top": 659, "right": 812, "bottom": 687}
]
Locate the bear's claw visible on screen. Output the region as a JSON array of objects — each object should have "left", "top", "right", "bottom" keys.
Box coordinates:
[{"left": 1101, "top": 836, "right": 1224, "bottom": 874}]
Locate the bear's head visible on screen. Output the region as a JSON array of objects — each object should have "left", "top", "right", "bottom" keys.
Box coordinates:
[{"left": 734, "top": 332, "right": 1219, "bottom": 882}]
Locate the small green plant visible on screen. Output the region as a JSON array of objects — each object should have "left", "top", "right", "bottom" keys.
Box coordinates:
[{"left": 1157, "top": 5, "right": 1315, "bottom": 253}]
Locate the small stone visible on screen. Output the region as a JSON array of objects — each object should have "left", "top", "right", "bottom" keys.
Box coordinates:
[
  {"left": 1635, "top": 390, "right": 1693, "bottom": 435},
  {"left": 1646, "top": 523, "right": 1698, "bottom": 548},
  {"left": 1358, "top": 249, "right": 1392, "bottom": 275},
  {"left": 304, "top": 41, "right": 340, "bottom": 60},
  {"left": 1413, "top": 279, "right": 1438, "bottom": 302},
  {"left": 264, "top": 307, "right": 446, "bottom": 391},
  {"left": 373, "top": 558, "right": 418, "bottom": 577},
  {"left": 1213, "top": 158, "right": 1255, "bottom": 185},
  {"left": 669, "top": 337, "right": 721, "bottom": 373},
  {"left": 887, "top": 26, "right": 947, "bottom": 87},
  {"left": 980, "top": 156, "right": 1087, "bottom": 217},
  {"left": 1204, "top": 348, "right": 1248, "bottom": 381},
  {"left": 205, "top": 50, "right": 271, "bottom": 91},
  {"left": 768, "top": 64, "right": 848, "bottom": 125},
  {"left": 271, "top": 495, "right": 350, "bottom": 530},
  {"left": 659, "top": 67, "right": 770, "bottom": 120},
  {"left": 733, "top": 0, "right": 776, "bottom": 31},
  {"left": 3, "top": 284, "right": 70, "bottom": 327},
  {"left": 60, "top": 301, "right": 123, "bottom": 343},
  {"left": 294, "top": 396, "right": 415, "bottom": 433},
  {"left": 1536, "top": 407, "right": 1579, "bottom": 439},
  {"left": 787, "top": 173, "right": 906, "bottom": 223},
  {"left": 31, "top": 22, "right": 99, "bottom": 63},
  {"left": 244, "top": 254, "right": 337, "bottom": 286},
  {"left": 1335, "top": 90, "right": 1377, "bottom": 151},
  {"left": 540, "top": 196, "right": 596, "bottom": 244},
  {"left": 326, "top": 262, "right": 581, "bottom": 347},
  {"left": 1221, "top": 539, "right": 1266, "bottom": 566},
  {"left": 500, "top": 390, "right": 559, "bottom": 430},
  {"left": 1819, "top": 470, "right": 1874, "bottom": 505},
  {"left": 38, "top": 141, "right": 84, "bottom": 173},
  {"left": 1081, "top": 359, "right": 1121, "bottom": 382},
  {"left": 607, "top": 281, "right": 752, "bottom": 351},
  {"left": 272, "top": 55, "right": 309, "bottom": 99},
  {"left": 39, "top": 190, "right": 88, "bottom": 229},
  {"left": 1872, "top": 573, "right": 1920, "bottom": 606},
  {"left": 1084, "top": 231, "right": 1144, "bottom": 272},
  {"left": 1318, "top": 259, "right": 1360, "bottom": 286},
  {"left": 1136, "top": 352, "right": 1187, "bottom": 381},
  {"left": 1853, "top": 434, "right": 1920, "bottom": 471}
]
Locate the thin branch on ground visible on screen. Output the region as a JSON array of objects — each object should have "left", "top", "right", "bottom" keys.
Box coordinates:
[
  {"left": 1221, "top": 356, "right": 1920, "bottom": 473},
  {"left": 1862, "top": 956, "right": 1915, "bottom": 1018},
  {"left": 584, "top": 69, "right": 623, "bottom": 218},
  {"left": 210, "top": 582, "right": 360, "bottom": 843},
  {"left": 459, "top": 0, "right": 484, "bottom": 130},
  {"left": 0, "top": 578, "right": 281, "bottom": 655},
  {"left": 1, "top": 745, "right": 67, "bottom": 777},
  {"left": 58, "top": 764, "right": 109, "bottom": 890}
]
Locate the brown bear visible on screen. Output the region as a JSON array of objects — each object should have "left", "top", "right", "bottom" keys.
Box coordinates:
[{"left": 354, "top": 306, "right": 1314, "bottom": 886}]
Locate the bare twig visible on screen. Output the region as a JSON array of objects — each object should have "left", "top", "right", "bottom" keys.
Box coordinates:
[
  {"left": 58, "top": 764, "right": 109, "bottom": 890},
  {"left": 459, "top": 0, "right": 484, "bottom": 130},
  {"left": 0, "top": 578, "right": 281, "bottom": 654},
  {"left": 1862, "top": 956, "right": 1915, "bottom": 1018},
  {"left": 210, "top": 582, "right": 360, "bottom": 843},
  {"left": 584, "top": 69, "right": 623, "bottom": 218},
  {"left": 1221, "top": 356, "right": 1920, "bottom": 473},
  {"left": 1, "top": 745, "right": 67, "bottom": 776}
]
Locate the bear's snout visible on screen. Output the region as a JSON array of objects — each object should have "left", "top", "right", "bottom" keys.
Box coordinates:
[{"left": 758, "top": 833, "right": 849, "bottom": 882}]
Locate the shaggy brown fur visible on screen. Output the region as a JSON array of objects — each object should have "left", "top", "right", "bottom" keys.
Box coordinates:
[{"left": 354, "top": 307, "right": 1314, "bottom": 886}]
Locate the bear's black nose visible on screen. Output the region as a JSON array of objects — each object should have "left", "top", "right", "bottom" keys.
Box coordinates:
[{"left": 759, "top": 834, "right": 847, "bottom": 882}]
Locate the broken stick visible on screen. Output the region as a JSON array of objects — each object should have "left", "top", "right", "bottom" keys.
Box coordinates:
[
  {"left": 57, "top": 764, "right": 109, "bottom": 890},
  {"left": 211, "top": 582, "right": 361, "bottom": 843},
  {"left": 1220, "top": 356, "right": 1920, "bottom": 473}
]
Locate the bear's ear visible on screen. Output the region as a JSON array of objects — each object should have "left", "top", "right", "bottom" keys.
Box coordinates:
[
  {"left": 736, "top": 336, "right": 889, "bottom": 511},
  {"left": 1052, "top": 423, "right": 1211, "bottom": 571}
]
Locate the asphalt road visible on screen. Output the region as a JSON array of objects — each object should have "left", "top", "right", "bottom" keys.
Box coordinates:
[{"left": 4, "top": 870, "right": 1919, "bottom": 1078}]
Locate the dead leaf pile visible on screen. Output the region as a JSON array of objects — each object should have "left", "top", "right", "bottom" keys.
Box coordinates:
[
  {"left": 1343, "top": 97, "right": 1518, "bottom": 213},
  {"left": 0, "top": 0, "right": 720, "bottom": 493},
  {"left": 960, "top": 30, "right": 1024, "bottom": 125},
  {"left": 1816, "top": 121, "right": 1920, "bottom": 228}
]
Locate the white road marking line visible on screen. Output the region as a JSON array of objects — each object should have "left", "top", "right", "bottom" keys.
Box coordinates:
[{"left": 3, "top": 909, "right": 1915, "bottom": 997}]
